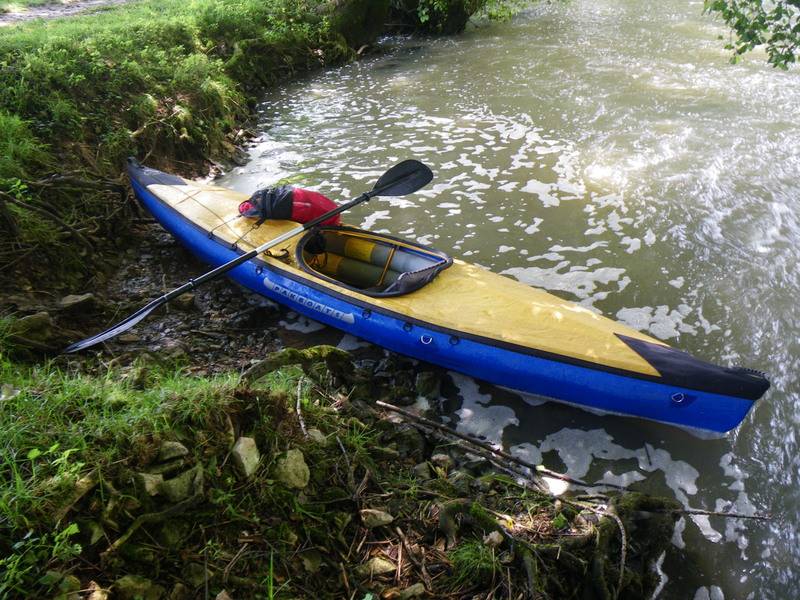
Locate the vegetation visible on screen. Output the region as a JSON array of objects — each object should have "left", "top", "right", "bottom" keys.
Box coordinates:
[
  {"left": 0, "top": 339, "right": 678, "bottom": 598},
  {"left": 705, "top": 0, "right": 800, "bottom": 68},
  {"left": 0, "top": 0, "right": 360, "bottom": 287}
]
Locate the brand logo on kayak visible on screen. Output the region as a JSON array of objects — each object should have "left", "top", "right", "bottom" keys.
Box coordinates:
[{"left": 263, "top": 279, "right": 355, "bottom": 324}]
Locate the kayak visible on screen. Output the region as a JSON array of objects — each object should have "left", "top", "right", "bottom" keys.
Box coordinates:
[{"left": 128, "top": 159, "right": 769, "bottom": 433}]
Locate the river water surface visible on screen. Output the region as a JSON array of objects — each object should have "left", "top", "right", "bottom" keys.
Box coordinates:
[{"left": 221, "top": 1, "right": 800, "bottom": 597}]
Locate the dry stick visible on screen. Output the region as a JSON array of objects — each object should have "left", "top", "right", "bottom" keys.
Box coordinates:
[
  {"left": 375, "top": 400, "right": 616, "bottom": 490},
  {"left": 670, "top": 507, "right": 771, "bottom": 521},
  {"left": 296, "top": 378, "right": 308, "bottom": 438},
  {"left": 377, "top": 402, "right": 772, "bottom": 522},
  {"left": 395, "top": 526, "right": 432, "bottom": 590},
  {"left": 607, "top": 512, "right": 627, "bottom": 600},
  {"left": 0, "top": 191, "right": 94, "bottom": 250}
]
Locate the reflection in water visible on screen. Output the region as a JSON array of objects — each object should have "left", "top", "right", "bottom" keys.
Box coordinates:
[{"left": 223, "top": 0, "right": 800, "bottom": 596}]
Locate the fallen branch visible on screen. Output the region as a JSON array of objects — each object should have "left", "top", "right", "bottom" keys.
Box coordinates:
[{"left": 375, "top": 400, "right": 620, "bottom": 491}]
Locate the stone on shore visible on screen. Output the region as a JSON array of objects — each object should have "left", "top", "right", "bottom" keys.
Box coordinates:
[
  {"left": 273, "top": 449, "right": 310, "bottom": 489},
  {"left": 232, "top": 437, "right": 260, "bottom": 479}
]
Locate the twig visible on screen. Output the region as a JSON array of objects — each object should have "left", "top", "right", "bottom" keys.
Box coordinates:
[
  {"left": 395, "top": 526, "right": 431, "bottom": 589},
  {"left": 224, "top": 543, "right": 250, "bottom": 584},
  {"left": 336, "top": 435, "right": 350, "bottom": 471},
  {"left": 669, "top": 507, "right": 772, "bottom": 521},
  {"left": 375, "top": 400, "right": 622, "bottom": 491},
  {"left": 296, "top": 378, "right": 308, "bottom": 438},
  {"left": 608, "top": 512, "right": 626, "bottom": 600}
]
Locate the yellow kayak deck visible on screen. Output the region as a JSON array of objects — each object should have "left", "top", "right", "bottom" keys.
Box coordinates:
[{"left": 149, "top": 178, "right": 668, "bottom": 377}]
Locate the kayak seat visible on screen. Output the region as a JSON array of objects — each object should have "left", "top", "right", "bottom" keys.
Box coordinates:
[{"left": 296, "top": 226, "right": 453, "bottom": 297}]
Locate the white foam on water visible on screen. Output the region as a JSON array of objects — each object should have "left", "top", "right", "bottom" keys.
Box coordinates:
[
  {"left": 509, "top": 442, "right": 543, "bottom": 466},
  {"left": 597, "top": 469, "right": 646, "bottom": 487},
  {"left": 279, "top": 315, "right": 326, "bottom": 333},
  {"left": 650, "top": 551, "right": 668, "bottom": 599},
  {"left": 502, "top": 264, "right": 627, "bottom": 301},
  {"left": 451, "top": 372, "right": 518, "bottom": 444},
  {"left": 337, "top": 334, "right": 370, "bottom": 351},
  {"left": 690, "top": 515, "right": 723, "bottom": 543},
  {"left": 668, "top": 276, "right": 685, "bottom": 288},
  {"left": 360, "top": 209, "right": 391, "bottom": 230},
  {"left": 672, "top": 517, "right": 686, "bottom": 549},
  {"left": 615, "top": 304, "right": 699, "bottom": 340}
]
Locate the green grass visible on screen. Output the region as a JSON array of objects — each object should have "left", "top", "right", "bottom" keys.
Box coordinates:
[
  {"left": 0, "top": 0, "right": 357, "bottom": 285},
  {"left": 447, "top": 539, "right": 502, "bottom": 589},
  {"left": 0, "top": 0, "right": 352, "bottom": 179}
]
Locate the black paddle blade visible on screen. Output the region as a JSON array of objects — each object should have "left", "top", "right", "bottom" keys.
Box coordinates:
[
  {"left": 372, "top": 160, "right": 433, "bottom": 197},
  {"left": 63, "top": 297, "right": 165, "bottom": 353}
]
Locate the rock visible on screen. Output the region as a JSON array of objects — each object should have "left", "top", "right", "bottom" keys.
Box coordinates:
[
  {"left": 158, "top": 520, "right": 190, "bottom": 548},
  {"left": 9, "top": 311, "right": 54, "bottom": 343},
  {"left": 134, "top": 472, "right": 163, "bottom": 497},
  {"left": 300, "top": 549, "right": 323, "bottom": 573},
  {"left": 173, "top": 293, "right": 196, "bottom": 311},
  {"left": 113, "top": 575, "right": 165, "bottom": 600},
  {"left": 355, "top": 556, "right": 395, "bottom": 577},
  {"left": 159, "top": 465, "right": 202, "bottom": 502},
  {"left": 145, "top": 458, "right": 186, "bottom": 476},
  {"left": 412, "top": 462, "right": 431, "bottom": 480},
  {"left": 58, "top": 293, "right": 96, "bottom": 313},
  {"left": 430, "top": 453, "right": 453, "bottom": 469},
  {"left": 391, "top": 425, "right": 426, "bottom": 460},
  {"left": 167, "top": 583, "right": 190, "bottom": 600},
  {"left": 360, "top": 508, "right": 394, "bottom": 528},
  {"left": 483, "top": 531, "right": 504, "bottom": 548},
  {"left": 86, "top": 581, "right": 109, "bottom": 600},
  {"left": 158, "top": 441, "right": 189, "bottom": 462},
  {"left": 392, "top": 395, "right": 417, "bottom": 407},
  {"left": 307, "top": 428, "right": 328, "bottom": 446},
  {"left": 415, "top": 371, "right": 441, "bottom": 399},
  {"left": 232, "top": 437, "right": 260, "bottom": 479},
  {"left": 273, "top": 449, "right": 309, "bottom": 489},
  {"left": 118, "top": 333, "right": 141, "bottom": 343},
  {"left": 372, "top": 446, "right": 400, "bottom": 460},
  {"left": 215, "top": 591, "right": 233, "bottom": 600},
  {"left": 399, "top": 582, "right": 426, "bottom": 599}
]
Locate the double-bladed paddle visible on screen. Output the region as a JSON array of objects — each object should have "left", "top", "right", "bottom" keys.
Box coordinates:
[{"left": 64, "top": 159, "right": 433, "bottom": 353}]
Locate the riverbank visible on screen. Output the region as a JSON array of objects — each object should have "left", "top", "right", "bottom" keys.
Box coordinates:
[
  {"left": 0, "top": 330, "right": 680, "bottom": 598},
  {"left": 0, "top": 0, "right": 509, "bottom": 290}
]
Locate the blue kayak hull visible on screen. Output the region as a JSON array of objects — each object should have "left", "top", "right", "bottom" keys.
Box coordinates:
[{"left": 132, "top": 177, "right": 758, "bottom": 433}]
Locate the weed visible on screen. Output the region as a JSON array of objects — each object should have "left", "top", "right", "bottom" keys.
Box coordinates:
[{"left": 447, "top": 539, "right": 501, "bottom": 589}]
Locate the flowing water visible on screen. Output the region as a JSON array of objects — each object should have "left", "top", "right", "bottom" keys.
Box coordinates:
[{"left": 220, "top": 1, "right": 800, "bottom": 596}]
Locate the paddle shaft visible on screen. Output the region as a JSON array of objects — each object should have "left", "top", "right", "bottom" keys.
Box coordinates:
[{"left": 164, "top": 191, "right": 371, "bottom": 301}]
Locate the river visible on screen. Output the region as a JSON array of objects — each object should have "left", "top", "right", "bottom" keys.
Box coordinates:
[{"left": 220, "top": 1, "right": 800, "bottom": 597}]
